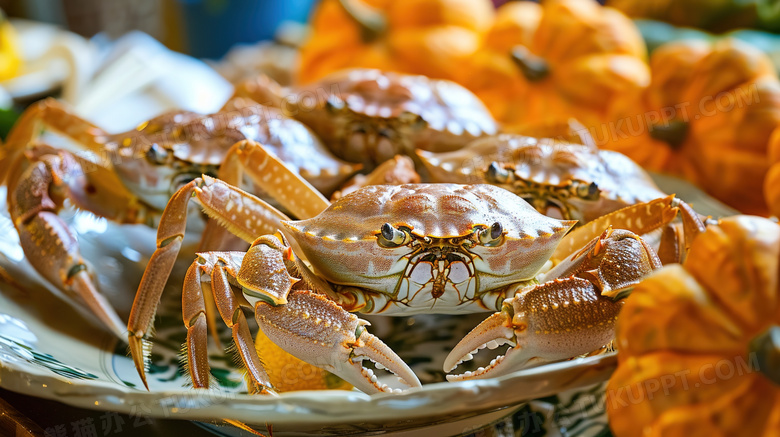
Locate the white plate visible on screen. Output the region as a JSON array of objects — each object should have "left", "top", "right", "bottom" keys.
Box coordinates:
[{"left": 0, "top": 176, "right": 737, "bottom": 434}]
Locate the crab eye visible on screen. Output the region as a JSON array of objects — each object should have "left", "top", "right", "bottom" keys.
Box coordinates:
[
  {"left": 575, "top": 181, "right": 600, "bottom": 201},
  {"left": 485, "top": 162, "right": 513, "bottom": 184},
  {"left": 478, "top": 222, "right": 503, "bottom": 247},
  {"left": 144, "top": 143, "right": 169, "bottom": 165},
  {"left": 377, "top": 223, "right": 410, "bottom": 248},
  {"left": 325, "top": 96, "right": 345, "bottom": 113},
  {"left": 398, "top": 111, "right": 426, "bottom": 130},
  {"left": 378, "top": 128, "right": 393, "bottom": 139}
]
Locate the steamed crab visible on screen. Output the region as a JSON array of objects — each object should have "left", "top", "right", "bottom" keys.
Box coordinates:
[
  {"left": 234, "top": 69, "right": 498, "bottom": 170},
  {"left": 418, "top": 134, "right": 667, "bottom": 224},
  {"left": 0, "top": 98, "right": 358, "bottom": 337},
  {"left": 127, "top": 142, "right": 703, "bottom": 394},
  {"left": 417, "top": 134, "right": 710, "bottom": 264}
]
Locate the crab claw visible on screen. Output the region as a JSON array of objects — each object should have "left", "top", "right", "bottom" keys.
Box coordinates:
[
  {"left": 443, "top": 308, "right": 517, "bottom": 382},
  {"left": 444, "top": 277, "right": 622, "bottom": 382},
  {"left": 254, "top": 290, "right": 421, "bottom": 394}
]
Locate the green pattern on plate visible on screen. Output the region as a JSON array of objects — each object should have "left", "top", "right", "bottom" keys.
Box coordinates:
[{"left": 0, "top": 334, "right": 98, "bottom": 380}]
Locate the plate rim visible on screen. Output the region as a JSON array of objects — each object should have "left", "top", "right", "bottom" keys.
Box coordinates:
[{"left": 0, "top": 331, "right": 617, "bottom": 425}]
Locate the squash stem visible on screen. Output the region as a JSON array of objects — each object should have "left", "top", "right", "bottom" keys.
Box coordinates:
[
  {"left": 511, "top": 45, "right": 549, "bottom": 82},
  {"left": 750, "top": 324, "right": 780, "bottom": 386},
  {"left": 649, "top": 120, "right": 689, "bottom": 150},
  {"left": 338, "top": 0, "right": 387, "bottom": 43}
]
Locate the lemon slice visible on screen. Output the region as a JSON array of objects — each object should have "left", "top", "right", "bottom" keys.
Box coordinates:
[{"left": 0, "top": 11, "right": 21, "bottom": 81}]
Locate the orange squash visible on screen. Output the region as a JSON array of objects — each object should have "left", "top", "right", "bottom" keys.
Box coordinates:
[
  {"left": 764, "top": 128, "right": 780, "bottom": 217},
  {"left": 603, "top": 39, "right": 780, "bottom": 215},
  {"left": 466, "top": 0, "right": 650, "bottom": 128},
  {"left": 297, "top": 0, "right": 494, "bottom": 84},
  {"left": 606, "top": 215, "right": 780, "bottom": 436}
]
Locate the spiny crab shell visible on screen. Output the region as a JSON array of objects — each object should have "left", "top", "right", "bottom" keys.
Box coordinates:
[{"left": 283, "top": 184, "right": 575, "bottom": 315}]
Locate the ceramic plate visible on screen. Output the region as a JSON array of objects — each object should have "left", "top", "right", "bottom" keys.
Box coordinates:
[{"left": 0, "top": 176, "right": 736, "bottom": 434}]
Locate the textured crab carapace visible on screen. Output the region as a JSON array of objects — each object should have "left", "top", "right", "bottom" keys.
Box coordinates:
[
  {"left": 235, "top": 69, "right": 499, "bottom": 170},
  {"left": 418, "top": 134, "right": 666, "bottom": 224},
  {"left": 283, "top": 184, "right": 574, "bottom": 315}
]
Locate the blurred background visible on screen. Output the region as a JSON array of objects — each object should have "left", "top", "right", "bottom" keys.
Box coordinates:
[
  {"left": 0, "top": 0, "right": 318, "bottom": 59},
  {"left": 0, "top": 2, "right": 779, "bottom": 436},
  {"left": 0, "top": 0, "right": 778, "bottom": 209}
]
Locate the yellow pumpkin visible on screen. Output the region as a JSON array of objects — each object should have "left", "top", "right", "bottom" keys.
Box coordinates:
[
  {"left": 297, "top": 0, "right": 494, "bottom": 84},
  {"left": 466, "top": 0, "right": 650, "bottom": 128},
  {"left": 606, "top": 215, "right": 780, "bottom": 436},
  {"left": 602, "top": 38, "right": 780, "bottom": 215}
]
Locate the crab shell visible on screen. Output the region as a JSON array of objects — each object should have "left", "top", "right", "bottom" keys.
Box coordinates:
[
  {"left": 282, "top": 184, "right": 575, "bottom": 315},
  {"left": 290, "top": 69, "right": 498, "bottom": 166},
  {"left": 110, "top": 104, "right": 358, "bottom": 209},
  {"left": 418, "top": 135, "right": 665, "bottom": 223}
]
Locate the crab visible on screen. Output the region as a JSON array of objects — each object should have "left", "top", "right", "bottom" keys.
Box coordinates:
[
  {"left": 127, "top": 141, "right": 704, "bottom": 394},
  {"left": 417, "top": 134, "right": 711, "bottom": 264},
  {"left": 0, "top": 98, "right": 358, "bottom": 338},
  {"left": 417, "top": 134, "right": 667, "bottom": 224},
  {"left": 234, "top": 69, "right": 498, "bottom": 171}
]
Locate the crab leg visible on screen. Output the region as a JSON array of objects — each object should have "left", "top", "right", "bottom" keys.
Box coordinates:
[
  {"left": 127, "top": 176, "right": 291, "bottom": 387},
  {"left": 210, "top": 257, "right": 273, "bottom": 392},
  {"left": 222, "top": 140, "right": 330, "bottom": 219},
  {"left": 8, "top": 150, "right": 154, "bottom": 338},
  {"left": 445, "top": 277, "right": 619, "bottom": 381},
  {"left": 182, "top": 260, "right": 212, "bottom": 388},
  {"left": 660, "top": 198, "right": 707, "bottom": 263},
  {"left": 196, "top": 139, "right": 331, "bottom": 253},
  {"left": 552, "top": 195, "right": 705, "bottom": 262},
  {"left": 1, "top": 98, "right": 108, "bottom": 190},
  {"left": 0, "top": 101, "right": 147, "bottom": 338},
  {"left": 182, "top": 252, "right": 274, "bottom": 393},
  {"left": 445, "top": 229, "right": 661, "bottom": 381},
  {"left": 128, "top": 138, "right": 331, "bottom": 342},
  {"left": 178, "top": 238, "right": 419, "bottom": 394},
  {"left": 542, "top": 229, "right": 662, "bottom": 299}
]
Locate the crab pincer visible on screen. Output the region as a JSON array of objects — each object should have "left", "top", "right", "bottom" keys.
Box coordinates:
[
  {"left": 445, "top": 228, "right": 662, "bottom": 381},
  {"left": 255, "top": 289, "right": 421, "bottom": 394},
  {"left": 234, "top": 233, "right": 421, "bottom": 394}
]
